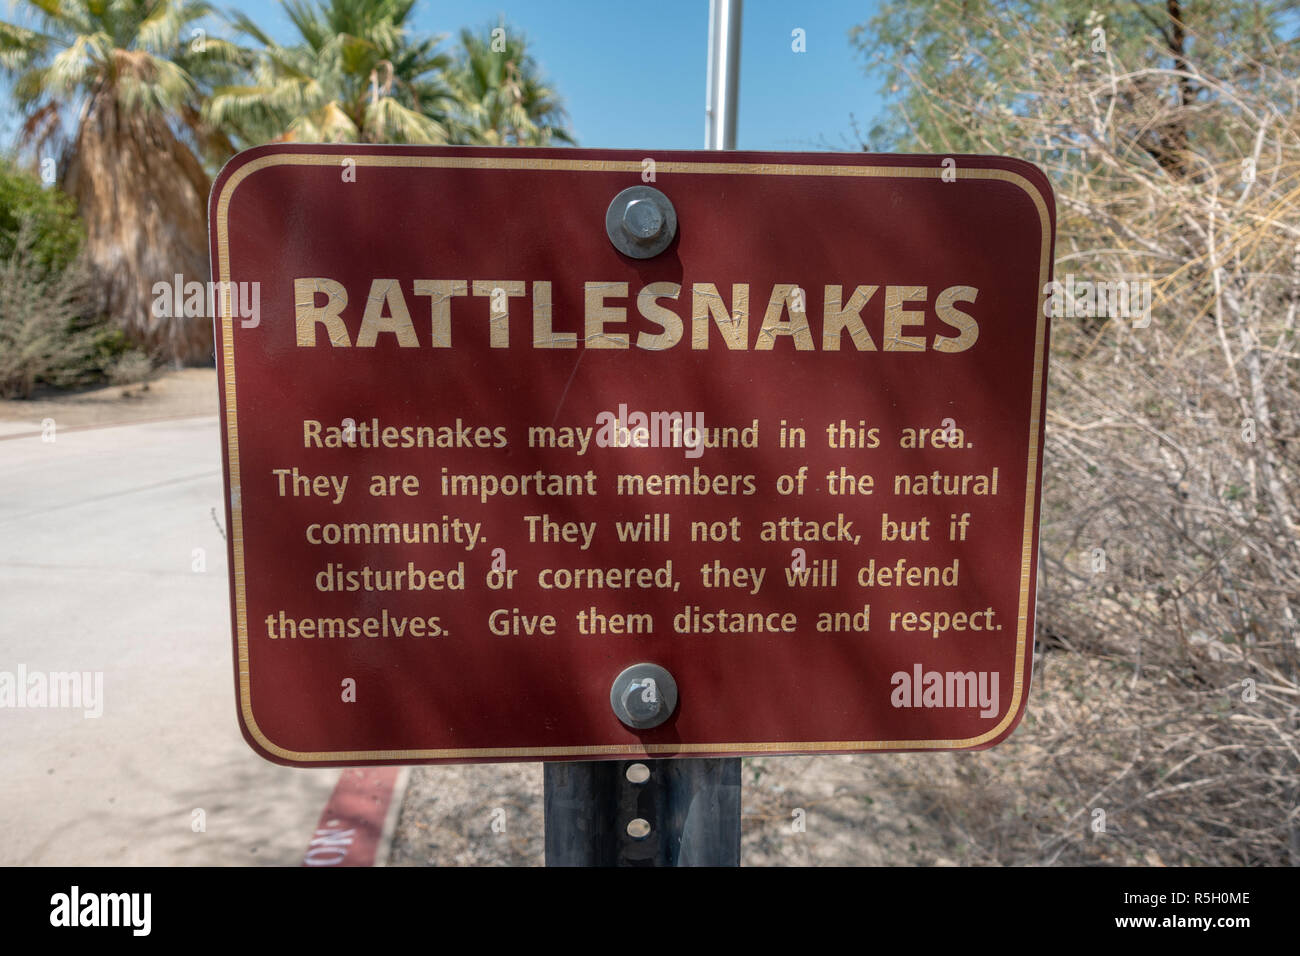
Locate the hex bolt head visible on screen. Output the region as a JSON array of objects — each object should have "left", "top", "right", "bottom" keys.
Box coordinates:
[
  {"left": 621, "top": 679, "right": 662, "bottom": 721},
  {"left": 605, "top": 186, "right": 677, "bottom": 259},
  {"left": 622, "top": 199, "right": 664, "bottom": 240},
  {"left": 610, "top": 663, "right": 677, "bottom": 730}
]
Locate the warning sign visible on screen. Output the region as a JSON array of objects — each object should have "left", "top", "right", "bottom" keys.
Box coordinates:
[{"left": 210, "top": 145, "right": 1055, "bottom": 765}]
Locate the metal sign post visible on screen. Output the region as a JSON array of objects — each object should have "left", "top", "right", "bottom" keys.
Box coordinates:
[
  {"left": 544, "top": 760, "right": 741, "bottom": 866},
  {"left": 543, "top": 0, "right": 745, "bottom": 867}
]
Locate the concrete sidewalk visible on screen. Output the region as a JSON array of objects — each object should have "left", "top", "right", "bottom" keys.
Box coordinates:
[{"left": 0, "top": 414, "right": 338, "bottom": 865}]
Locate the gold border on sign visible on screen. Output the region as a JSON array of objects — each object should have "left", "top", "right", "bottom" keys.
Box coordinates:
[{"left": 214, "top": 152, "right": 1052, "bottom": 763}]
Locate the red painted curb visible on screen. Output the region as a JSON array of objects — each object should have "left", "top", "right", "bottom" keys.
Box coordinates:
[{"left": 302, "top": 767, "right": 401, "bottom": 867}]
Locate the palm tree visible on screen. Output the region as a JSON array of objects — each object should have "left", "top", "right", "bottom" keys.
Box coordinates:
[
  {"left": 208, "top": 0, "right": 460, "bottom": 145},
  {"left": 449, "top": 21, "right": 574, "bottom": 146},
  {"left": 0, "top": 0, "right": 241, "bottom": 365}
]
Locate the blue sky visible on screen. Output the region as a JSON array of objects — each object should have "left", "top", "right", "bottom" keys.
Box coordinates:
[
  {"left": 228, "top": 0, "right": 886, "bottom": 150},
  {"left": 417, "top": 0, "right": 885, "bottom": 150},
  {"left": 0, "top": 0, "right": 887, "bottom": 153}
]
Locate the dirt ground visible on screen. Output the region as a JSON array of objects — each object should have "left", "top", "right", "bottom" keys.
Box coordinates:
[
  {"left": 385, "top": 753, "right": 961, "bottom": 867},
  {"left": 386, "top": 749, "right": 1013, "bottom": 867},
  {"left": 387, "top": 650, "right": 1151, "bottom": 868},
  {"left": 0, "top": 367, "right": 218, "bottom": 434}
]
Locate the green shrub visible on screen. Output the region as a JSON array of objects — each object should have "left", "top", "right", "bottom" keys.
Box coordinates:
[{"left": 0, "top": 161, "right": 83, "bottom": 271}]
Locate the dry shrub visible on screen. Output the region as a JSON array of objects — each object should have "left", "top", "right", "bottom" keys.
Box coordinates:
[
  {"left": 870, "top": 1, "right": 1299, "bottom": 865},
  {"left": 107, "top": 349, "right": 156, "bottom": 386},
  {"left": 0, "top": 221, "right": 102, "bottom": 399}
]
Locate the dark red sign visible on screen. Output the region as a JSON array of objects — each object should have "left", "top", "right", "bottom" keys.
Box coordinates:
[{"left": 210, "top": 145, "right": 1054, "bottom": 766}]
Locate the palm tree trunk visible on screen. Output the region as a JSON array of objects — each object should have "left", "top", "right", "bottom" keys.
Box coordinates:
[{"left": 63, "top": 95, "right": 213, "bottom": 365}]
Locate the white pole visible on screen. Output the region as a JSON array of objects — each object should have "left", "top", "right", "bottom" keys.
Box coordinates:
[{"left": 706, "top": 0, "right": 742, "bottom": 149}]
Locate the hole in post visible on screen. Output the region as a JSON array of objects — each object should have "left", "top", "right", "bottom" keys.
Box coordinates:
[
  {"left": 626, "top": 818, "right": 652, "bottom": 839},
  {"left": 625, "top": 762, "right": 650, "bottom": 784}
]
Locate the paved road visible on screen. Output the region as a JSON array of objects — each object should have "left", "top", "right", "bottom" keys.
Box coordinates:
[{"left": 0, "top": 416, "right": 337, "bottom": 865}]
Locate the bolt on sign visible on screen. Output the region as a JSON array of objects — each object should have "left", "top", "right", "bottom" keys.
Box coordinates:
[{"left": 210, "top": 145, "right": 1055, "bottom": 766}]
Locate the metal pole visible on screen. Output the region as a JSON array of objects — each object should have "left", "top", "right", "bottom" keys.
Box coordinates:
[
  {"left": 705, "top": 0, "right": 718, "bottom": 148},
  {"left": 705, "top": 0, "right": 742, "bottom": 149},
  {"left": 544, "top": 759, "right": 741, "bottom": 866},
  {"left": 541, "top": 1, "right": 746, "bottom": 867}
]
